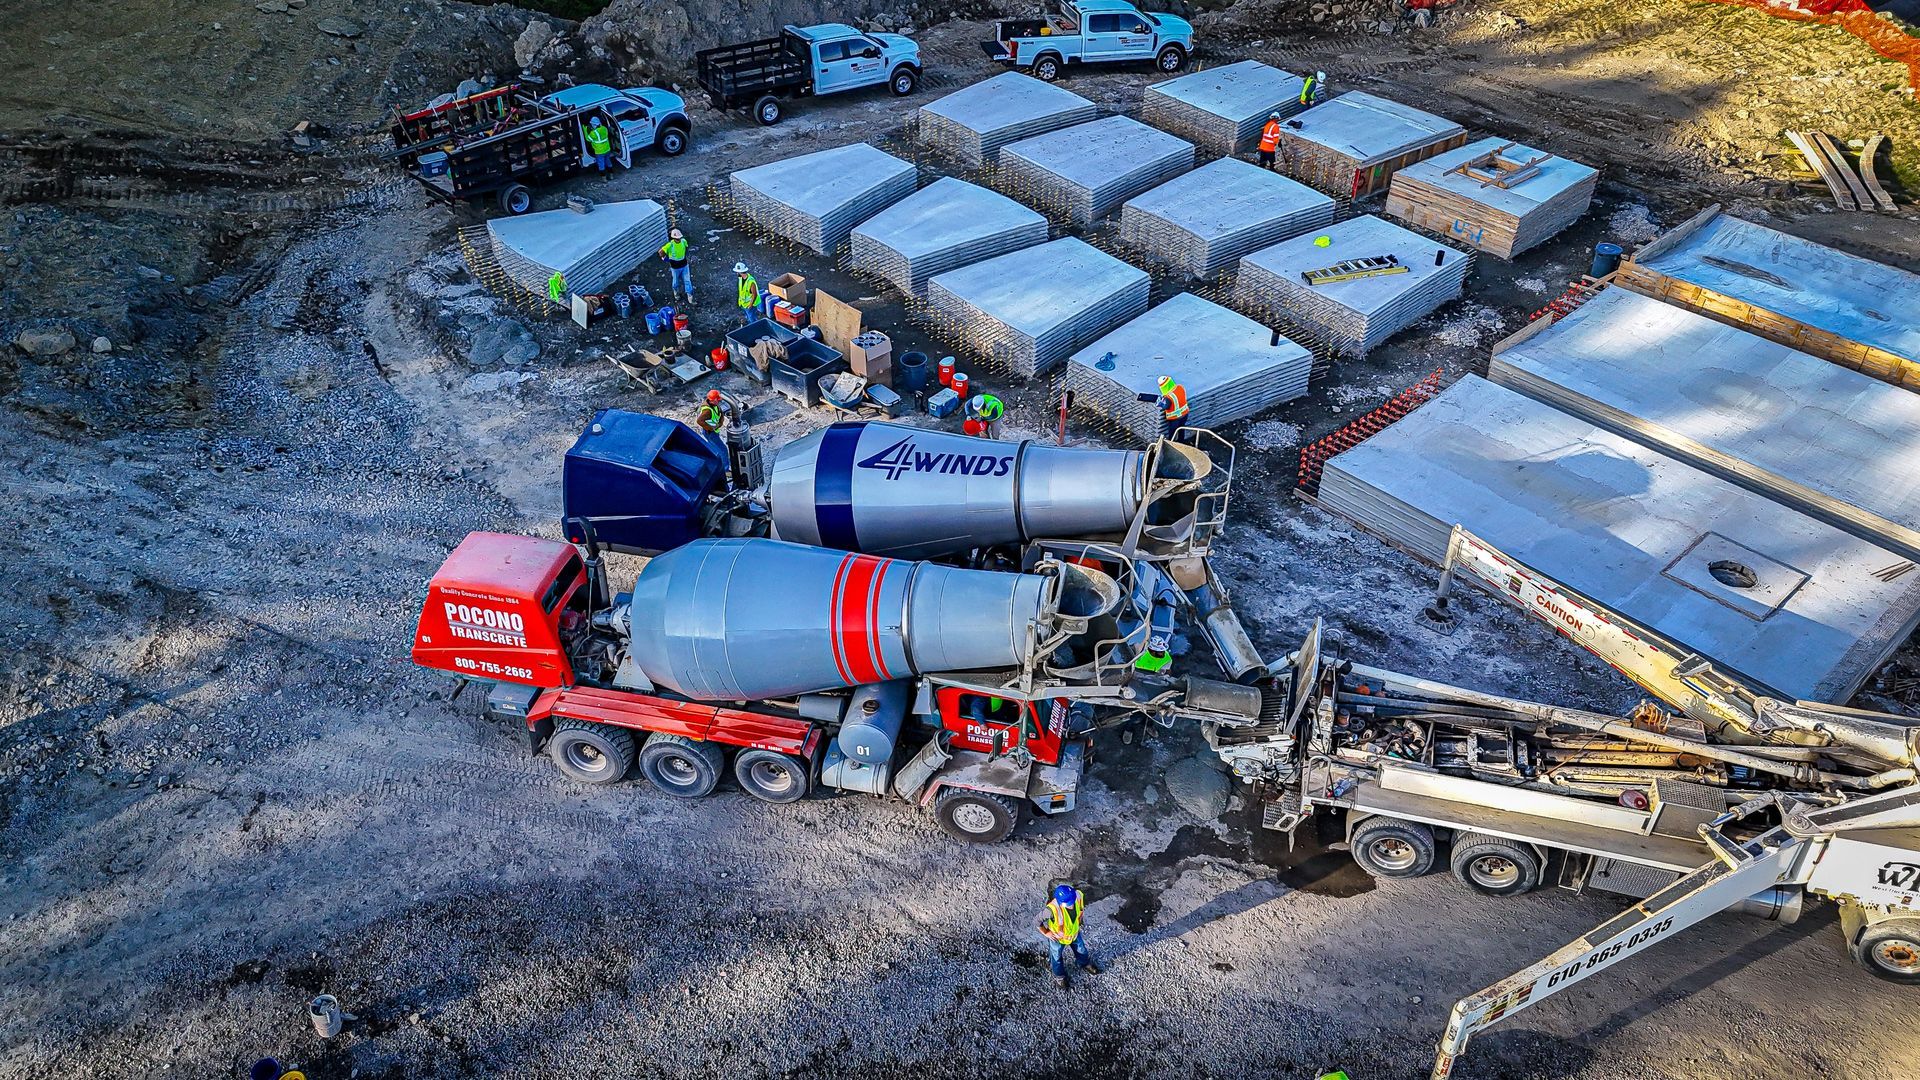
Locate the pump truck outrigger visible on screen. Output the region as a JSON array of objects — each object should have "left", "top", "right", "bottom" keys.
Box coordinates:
[{"left": 411, "top": 529, "right": 1264, "bottom": 841}]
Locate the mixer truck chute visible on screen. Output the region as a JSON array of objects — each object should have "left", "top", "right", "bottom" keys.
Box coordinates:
[{"left": 411, "top": 531, "right": 1253, "bottom": 840}]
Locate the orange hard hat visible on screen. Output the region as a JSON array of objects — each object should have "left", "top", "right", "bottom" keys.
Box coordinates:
[{"left": 706, "top": 389, "right": 722, "bottom": 403}]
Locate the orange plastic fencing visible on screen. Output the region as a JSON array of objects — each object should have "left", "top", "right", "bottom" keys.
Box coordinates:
[
  {"left": 1705, "top": 0, "right": 1920, "bottom": 90},
  {"left": 1296, "top": 367, "right": 1446, "bottom": 495}
]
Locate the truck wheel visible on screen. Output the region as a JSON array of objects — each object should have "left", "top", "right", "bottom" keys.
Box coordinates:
[
  {"left": 1349, "top": 816, "right": 1437, "bottom": 879},
  {"left": 1032, "top": 55, "right": 1062, "bottom": 82},
  {"left": 1449, "top": 834, "right": 1542, "bottom": 896},
  {"left": 638, "top": 733, "right": 725, "bottom": 798},
  {"left": 889, "top": 66, "right": 919, "bottom": 96},
  {"left": 548, "top": 719, "right": 635, "bottom": 785},
  {"left": 933, "top": 788, "right": 1019, "bottom": 843},
  {"left": 498, "top": 183, "right": 533, "bottom": 215},
  {"left": 1858, "top": 918, "right": 1920, "bottom": 984},
  {"left": 1156, "top": 45, "right": 1189, "bottom": 73},
  {"left": 753, "top": 95, "right": 783, "bottom": 126},
  {"left": 657, "top": 125, "right": 688, "bottom": 157},
  {"left": 734, "top": 749, "right": 810, "bottom": 804}
]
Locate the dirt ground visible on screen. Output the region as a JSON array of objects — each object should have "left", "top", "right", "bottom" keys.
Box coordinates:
[{"left": 4, "top": 1, "right": 1919, "bottom": 1078}]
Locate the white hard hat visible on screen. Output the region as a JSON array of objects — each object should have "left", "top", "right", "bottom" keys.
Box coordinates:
[
  {"left": 732, "top": 261, "right": 749, "bottom": 273},
  {"left": 1270, "top": 111, "right": 1281, "bottom": 119},
  {"left": 669, "top": 228, "right": 683, "bottom": 239}
]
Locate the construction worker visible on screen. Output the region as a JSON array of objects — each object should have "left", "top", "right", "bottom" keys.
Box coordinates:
[
  {"left": 1299, "top": 71, "right": 1321, "bottom": 107},
  {"left": 1157, "top": 374, "right": 1189, "bottom": 441},
  {"left": 696, "top": 389, "right": 730, "bottom": 456},
  {"left": 1258, "top": 111, "right": 1283, "bottom": 170},
  {"left": 546, "top": 270, "right": 567, "bottom": 307},
  {"left": 1038, "top": 882, "right": 1099, "bottom": 989},
  {"left": 966, "top": 392, "right": 1004, "bottom": 438},
  {"left": 660, "top": 228, "right": 693, "bottom": 303},
  {"left": 734, "top": 261, "right": 760, "bottom": 326},
  {"left": 585, "top": 116, "right": 613, "bottom": 171}
]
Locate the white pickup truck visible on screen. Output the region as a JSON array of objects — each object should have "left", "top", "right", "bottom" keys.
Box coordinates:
[
  {"left": 984, "top": 1, "right": 1195, "bottom": 82},
  {"left": 696, "top": 23, "right": 923, "bottom": 126}
]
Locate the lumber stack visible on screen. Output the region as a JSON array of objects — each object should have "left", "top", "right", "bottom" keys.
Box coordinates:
[
  {"left": 1118, "top": 158, "right": 1335, "bottom": 279},
  {"left": 1064, "top": 292, "right": 1311, "bottom": 440},
  {"left": 847, "top": 176, "right": 1049, "bottom": 298},
  {"left": 728, "top": 143, "right": 918, "bottom": 255},
  {"left": 925, "top": 237, "right": 1149, "bottom": 377},
  {"left": 1384, "top": 137, "right": 1597, "bottom": 259},
  {"left": 487, "top": 198, "right": 668, "bottom": 296},
  {"left": 1141, "top": 60, "right": 1309, "bottom": 155},
  {"left": 999, "top": 116, "right": 1195, "bottom": 225},
  {"left": 1234, "top": 214, "right": 1470, "bottom": 357},
  {"left": 915, "top": 72, "right": 1099, "bottom": 167}
]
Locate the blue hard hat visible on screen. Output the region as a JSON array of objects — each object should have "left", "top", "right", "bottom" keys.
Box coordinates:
[{"left": 1053, "top": 883, "right": 1077, "bottom": 905}]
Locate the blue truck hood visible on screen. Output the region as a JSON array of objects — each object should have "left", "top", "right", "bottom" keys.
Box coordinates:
[
  {"left": 871, "top": 32, "right": 918, "bottom": 55},
  {"left": 1148, "top": 12, "right": 1193, "bottom": 38},
  {"left": 624, "top": 87, "right": 687, "bottom": 114}
]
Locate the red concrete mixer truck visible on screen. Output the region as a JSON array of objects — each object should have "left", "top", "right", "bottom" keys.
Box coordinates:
[{"left": 412, "top": 531, "right": 1266, "bottom": 841}]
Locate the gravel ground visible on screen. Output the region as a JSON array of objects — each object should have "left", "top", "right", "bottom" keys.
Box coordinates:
[{"left": 5, "top": 5, "right": 1919, "bottom": 1080}]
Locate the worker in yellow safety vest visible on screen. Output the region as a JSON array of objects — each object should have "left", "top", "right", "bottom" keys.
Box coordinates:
[
  {"left": 547, "top": 270, "right": 567, "bottom": 306},
  {"left": 1038, "top": 882, "right": 1100, "bottom": 989},
  {"left": 733, "top": 261, "right": 760, "bottom": 327},
  {"left": 1157, "top": 375, "right": 1189, "bottom": 441},
  {"left": 585, "top": 116, "right": 613, "bottom": 171},
  {"left": 1258, "top": 111, "right": 1283, "bottom": 170},
  {"left": 660, "top": 228, "right": 693, "bottom": 303},
  {"left": 1299, "top": 70, "right": 1324, "bottom": 106}
]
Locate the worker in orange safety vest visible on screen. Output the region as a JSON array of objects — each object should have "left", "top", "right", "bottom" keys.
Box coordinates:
[
  {"left": 1038, "top": 882, "right": 1101, "bottom": 989},
  {"left": 1158, "top": 374, "right": 1189, "bottom": 441},
  {"left": 1258, "top": 111, "right": 1283, "bottom": 170}
]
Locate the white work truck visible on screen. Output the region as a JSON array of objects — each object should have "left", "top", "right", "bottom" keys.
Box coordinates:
[
  {"left": 696, "top": 23, "right": 922, "bottom": 126},
  {"left": 984, "top": 1, "right": 1195, "bottom": 82}
]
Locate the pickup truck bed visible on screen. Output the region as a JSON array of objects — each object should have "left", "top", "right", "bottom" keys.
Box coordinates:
[{"left": 696, "top": 37, "right": 807, "bottom": 108}]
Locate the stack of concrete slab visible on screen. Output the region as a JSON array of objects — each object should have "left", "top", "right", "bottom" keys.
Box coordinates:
[
  {"left": 847, "top": 176, "right": 1049, "bottom": 298},
  {"left": 1064, "top": 293, "right": 1312, "bottom": 440},
  {"left": 1277, "top": 91, "right": 1467, "bottom": 197},
  {"left": 1142, "top": 60, "right": 1309, "bottom": 155},
  {"left": 487, "top": 198, "right": 668, "bottom": 296},
  {"left": 999, "top": 116, "right": 1195, "bottom": 225},
  {"left": 925, "top": 237, "right": 1150, "bottom": 377},
  {"left": 1385, "top": 138, "right": 1598, "bottom": 259},
  {"left": 1118, "top": 159, "right": 1335, "bottom": 279},
  {"left": 728, "top": 143, "right": 918, "bottom": 255},
  {"left": 1618, "top": 206, "right": 1920, "bottom": 392},
  {"left": 1318, "top": 375, "right": 1920, "bottom": 703},
  {"left": 1489, "top": 287, "right": 1920, "bottom": 561},
  {"left": 915, "top": 72, "right": 1100, "bottom": 167},
  {"left": 1235, "top": 214, "right": 1469, "bottom": 356}
]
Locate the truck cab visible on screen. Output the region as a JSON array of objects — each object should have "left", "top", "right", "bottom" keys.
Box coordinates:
[
  {"left": 987, "top": 1, "right": 1194, "bottom": 81},
  {"left": 791, "top": 24, "right": 920, "bottom": 96},
  {"left": 539, "top": 84, "right": 691, "bottom": 165}
]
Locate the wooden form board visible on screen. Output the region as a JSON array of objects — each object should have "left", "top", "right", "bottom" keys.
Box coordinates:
[
  {"left": 1862, "top": 134, "right": 1899, "bottom": 212},
  {"left": 1384, "top": 170, "right": 1596, "bottom": 260},
  {"left": 810, "top": 288, "right": 863, "bottom": 358},
  {"left": 1279, "top": 130, "right": 1469, "bottom": 198}
]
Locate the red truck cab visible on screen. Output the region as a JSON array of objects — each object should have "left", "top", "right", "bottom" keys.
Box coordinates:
[{"left": 412, "top": 532, "right": 586, "bottom": 689}]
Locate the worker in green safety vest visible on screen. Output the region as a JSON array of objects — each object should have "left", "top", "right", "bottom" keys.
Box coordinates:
[
  {"left": 966, "top": 393, "right": 1004, "bottom": 438},
  {"left": 547, "top": 270, "right": 567, "bottom": 306},
  {"left": 733, "top": 261, "right": 760, "bottom": 327},
  {"left": 585, "top": 116, "right": 613, "bottom": 171},
  {"left": 659, "top": 228, "right": 693, "bottom": 303},
  {"left": 1038, "top": 882, "right": 1100, "bottom": 989}
]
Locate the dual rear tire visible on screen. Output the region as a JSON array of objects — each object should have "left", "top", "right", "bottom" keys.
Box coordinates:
[
  {"left": 549, "top": 723, "right": 809, "bottom": 804},
  {"left": 1348, "top": 818, "right": 1541, "bottom": 896}
]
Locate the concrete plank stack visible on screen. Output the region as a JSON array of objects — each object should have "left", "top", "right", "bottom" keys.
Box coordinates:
[
  {"left": 1142, "top": 60, "right": 1309, "bottom": 155},
  {"left": 728, "top": 143, "right": 918, "bottom": 255},
  {"left": 847, "top": 176, "right": 1049, "bottom": 298},
  {"left": 915, "top": 72, "right": 1100, "bottom": 167},
  {"left": 1317, "top": 375, "right": 1920, "bottom": 704},
  {"left": 1235, "top": 214, "right": 1469, "bottom": 356},
  {"left": 1064, "top": 293, "right": 1312, "bottom": 440},
  {"left": 1489, "top": 287, "right": 1920, "bottom": 561},
  {"left": 999, "top": 116, "right": 1195, "bottom": 225},
  {"left": 925, "top": 237, "right": 1150, "bottom": 377},
  {"left": 487, "top": 198, "right": 668, "bottom": 296},
  {"left": 1277, "top": 91, "right": 1467, "bottom": 197},
  {"left": 1118, "top": 158, "right": 1335, "bottom": 279},
  {"left": 1385, "top": 137, "right": 1598, "bottom": 259}
]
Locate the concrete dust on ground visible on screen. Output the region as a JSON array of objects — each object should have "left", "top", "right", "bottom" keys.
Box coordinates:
[{"left": 4, "top": 1, "right": 1920, "bottom": 1078}]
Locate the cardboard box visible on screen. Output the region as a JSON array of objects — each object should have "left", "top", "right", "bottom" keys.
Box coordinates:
[
  {"left": 769, "top": 272, "right": 810, "bottom": 306},
  {"left": 848, "top": 330, "right": 891, "bottom": 384}
]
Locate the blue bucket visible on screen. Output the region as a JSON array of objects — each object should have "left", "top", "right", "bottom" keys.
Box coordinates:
[
  {"left": 897, "top": 351, "right": 929, "bottom": 393},
  {"left": 1590, "top": 242, "right": 1624, "bottom": 278},
  {"left": 644, "top": 310, "right": 662, "bottom": 334}
]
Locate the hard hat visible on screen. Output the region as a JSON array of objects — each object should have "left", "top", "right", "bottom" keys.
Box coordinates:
[
  {"left": 732, "top": 261, "right": 749, "bottom": 274},
  {"left": 1052, "top": 883, "right": 1077, "bottom": 905},
  {"left": 1158, "top": 374, "right": 1176, "bottom": 389},
  {"left": 1148, "top": 635, "right": 1169, "bottom": 654},
  {"left": 706, "top": 389, "right": 722, "bottom": 403},
  {"left": 1313, "top": 235, "right": 1332, "bottom": 247},
  {"left": 669, "top": 228, "right": 683, "bottom": 239},
  {"left": 1269, "top": 111, "right": 1281, "bottom": 119}
]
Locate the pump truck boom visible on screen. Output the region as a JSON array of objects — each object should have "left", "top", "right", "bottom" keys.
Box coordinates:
[
  {"left": 559, "top": 411, "right": 1268, "bottom": 681},
  {"left": 412, "top": 531, "right": 1262, "bottom": 841}
]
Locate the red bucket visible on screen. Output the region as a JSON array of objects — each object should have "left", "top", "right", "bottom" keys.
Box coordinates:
[
  {"left": 709, "top": 346, "right": 729, "bottom": 371},
  {"left": 673, "top": 313, "right": 690, "bottom": 334},
  {"left": 962, "top": 418, "right": 985, "bottom": 437},
  {"left": 951, "top": 372, "right": 970, "bottom": 400},
  {"left": 937, "top": 357, "right": 955, "bottom": 387}
]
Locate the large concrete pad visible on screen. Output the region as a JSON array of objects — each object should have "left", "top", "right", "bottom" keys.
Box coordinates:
[
  {"left": 915, "top": 72, "right": 1099, "bottom": 166},
  {"left": 485, "top": 198, "right": 667, "bottom": 296},
  {"left": 1143, "top": 60, "right": 1309, "bottom": 154},
  {"left": 1119, "top": 158, "right": 1334, "bottom": 278},
  {"left": 1318, "top": 375, "right": 1920, "bottom": 703},
  {"left": 1235, "top": 214, "right": 1469, "bottom": 355},
  {"left": 847, "top": 176, "right": 1049, "bottom": 297},
  {"left": 924, "top": 237, "right": 1150, "bottom": 376},
  {"left": 999, "top": 115, "right": 1195, "bottom": 223},
  {"left": 728, "top": 142, "right": 917, "bottom": 254}
]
